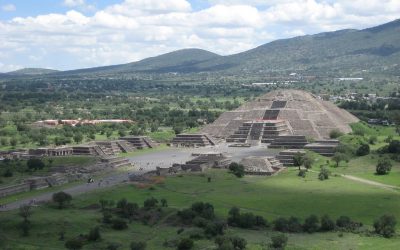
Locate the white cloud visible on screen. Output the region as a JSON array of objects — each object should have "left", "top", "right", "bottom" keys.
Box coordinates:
[
  {"left": 0, "top": 0, "right": 399, "bottom": 71},
  {"left": 63, "top": 0, "right": 85, "bottom": 7},
  {"left": 2, "top": 4, "right": 16, "bottom": 12}
]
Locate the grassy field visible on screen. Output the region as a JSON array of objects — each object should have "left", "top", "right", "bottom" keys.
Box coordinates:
[
  {"left": 329, "top": 154, "right": 400, "bottom": 187},
  {"left": 0, "top": 169, "right": 399, "bottom": 249}
]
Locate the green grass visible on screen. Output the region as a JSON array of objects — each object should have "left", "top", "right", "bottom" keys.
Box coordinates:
[
  {"left": 0, "top": 169, "right": 399, "bottom": 249},
  {"left": 329, "top": 154, "right": 400, "bottom": 187}
]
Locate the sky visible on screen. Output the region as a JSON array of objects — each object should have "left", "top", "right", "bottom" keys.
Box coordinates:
[{"left": 0, "top": 0, "right": 399, "bottom": 72}]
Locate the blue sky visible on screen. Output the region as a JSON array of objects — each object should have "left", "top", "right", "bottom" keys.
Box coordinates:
[{"left": 0, "top": 0, "right": 399, "bottom": 72}]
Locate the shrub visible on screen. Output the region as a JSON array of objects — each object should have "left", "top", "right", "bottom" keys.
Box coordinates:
[
  {"left": 356, "top": 144, "right": 370, "bottom": 156},
  {"left": 373, "top": 215, "right": 397, "bottom": 238},
  {"left": 177, "top": 238, "right": 194, "bottom": 250},
  {"left": 27, "top": 158, "right": 45, "bottom": 171},
  {"left": 52, "top": 191, "right": 72, "bottom": 209},
  {"left": 130, "top": 241, "right": 146, "bottom": 250},
  {"left": 369, "top": 136, "right": 378, "bottom": 145},
  {"left": 215, "top": 236, "right": 246, "bottom": 250},
  {"left": 111, "top": 218, "right": 128, "bottom": 230},
  {"left": 387, "top": 140, "right": 400, "bottom": 153},
  {"left": 65, "top": 238, "right": 84, "bottom": 250},
  {"left": 230, "top": 236, "right": 247, "bottom": 250},
  {"left": 273, "top": 217, "right": 289, "bottom": 232},
  {"left": 329, "top": 129, "right": 343, "bottom": 139},
  {"left": 376, "top": 158, "right": 392, "bottom": 175},
  {"left": 228, "top": 162, "right": 245, "bottom": 178},
  {"left": 270, "top": 234, "right": 288, "bottom": 249},
  {"left": 318, "top": 167, "right": 330, "bottom": 180},
  {"left": 144, "top": 197, "right": 158, "bottom": 210},
  {"left": 287, "top": 217, "right": 302, "bottom": 233},
  {"left": 204, "top": 221, "right": 226, "bottom": 236},
  {"left": 320, "top": 215, "right": 335, "bottom": 231},
  {"left": 87, "top": 226, "right": 101, "bottom": 241},
  {"left": 303, "top": 215, "right": 319, "bottom": 233}
]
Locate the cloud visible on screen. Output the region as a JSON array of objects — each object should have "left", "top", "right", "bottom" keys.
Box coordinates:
[
  {"left": 0, "top": 0, "right": 399, "bottom": 71},
  {"left": 63, "top": 0, "right": 85, "bottom": 7},
  {"left": 2, "top": 4, "right": 16, "bottom": 12}
]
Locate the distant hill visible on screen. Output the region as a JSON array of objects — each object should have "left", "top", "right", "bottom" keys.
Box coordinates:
[
  {"left": 6, "top": 68, "right": 59, "bottom": 75},
  {"left": 57, "top": 48, "right": 221, "bottom": 75},
  {"left": 3, "top": 19, "right": 400, "bottom": 77}
]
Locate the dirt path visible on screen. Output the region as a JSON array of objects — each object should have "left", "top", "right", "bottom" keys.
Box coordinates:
[
  {"left": 308, "top": 169, "right": 399, "bottom": 191},
  {"left": 341, "top": 174, "right": 399, "bottom": 190}
]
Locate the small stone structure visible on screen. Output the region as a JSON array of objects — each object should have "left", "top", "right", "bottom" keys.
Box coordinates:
[
  {"left": 29, "top": 147, "right": 73, "bottom": 157},
  {"left": 240, "top": 156, "right": 284, "bottom": 175},
  {"left": 171, "top": 133, "right": 216, "bottom": 147},
  {"left": 268, "top": 135, "right": 309, "bottom": 149},
  {"left": 100, "top": 156, "right": 133, "bottom": 168},
  {"left": 119, "top": 136, "right": 156, "bottom": 149},
  {"left": 304, "top": 140, "right": 339, "bottom": 157},
  {"left": 275, "top": 149, "right": 305, "bottom": 166}
]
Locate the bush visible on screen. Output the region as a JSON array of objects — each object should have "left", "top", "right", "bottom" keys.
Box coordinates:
[
  {"left": 376, "top": 158, "right": 392, "bottom": 175},
  {"left": 329, "top": 129, "right": 343, "bottom": 139},
  {"left": 52, "top": 191, "right": 72, "bottom": 209},
  {"left": 87, "top": 226, "right": 101, "bottom": 241},
  {"left": 204, "top": 221, "right": 226, "bottom": 236},
  {"left": 228, "top": 162, "right": 245, "bottom": 178},
  {"left": 320, "top": 215, "right": 335, "bottom": 231},
  {"left": 111, "top": 218, "right": 128, "bottom": 230},
  {"left": 27, "top": 158, "right": 45, "bottom": 171},
  {"left": 177, "top": 238, "right": 194, "bottom": 250},
  {"left": 215, "top": 236, "right": 246, "bottom": 250},
  {"left": 270, "top": 234, "right": 288, "bottom": 249},
  {"left": 273, "top": 217, "right": 289, "bottom": 232},
  {"left": 65, "top": 238, "right": 84, "bottom": 250},
  {"left": 130, "top": 241, "right": 146, "bottom": 250},
  {"left": 303, "top": 215, "right": 319, "bottom": 233},
  {"left": 356, "top": 144, "right": 370, "bottom": 156},
  {"left": 287, "top": 217, "right": 302, "bottom": 233},
  {"left": 336, "top": 216, "right": 351, "bottom": 228},
  {"left": 373, "top": 214, "right": 397, "bottom": 238},
  {"left": 318, "top": 167, "right": 330, "bottom": 180},
  {"left": 387, "top": 140, "right": 400, "bottom": 153},
  {"left": 369, "top": 136, "right": 378, "bottom": 145},
  {"left": 143, "top": 197, "right": 158, "bottom": 210}
]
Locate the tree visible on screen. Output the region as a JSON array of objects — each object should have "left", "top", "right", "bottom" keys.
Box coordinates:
[
  {"left": 356, "top": 144, "right": 370, "bottom": 156},
  {"left": 332, "top": 153, "right": 346, "bottom": 168},
  {"left": 228, "top": 162, "right": 245, "bottom": 178},
  {"left": 293, "top": 152, "right": 304, "bottom": 170},
  {"left": 10, "top": 137, "right": 18, "bottom": 147},
  {"left": 303, "top": 215, "right": 319, "bottom": 233},
  {"left": 87, "top": 226, "right": 101, "bottom": 241},
  {"left": 302, "top": 154, "right": 313, "bottom": 170},
  {"left": 173, "top": 125, "right": 184, "bottom": 135},
  {"left": 65, "top": 238, "right": 83, "bottom": 250},
  {"left": 329, "top": 129, "right": 343, "bottom": 139},
  {"left": 52, "top": 191, "right": 72, "bottom": 209},
  {"left": 27, "top": 158, "right": 45, "bottom": 171},
  {"left": 161, "top": 198, "right": 168, "bottom": 207},
  {"left": 373, "top": 214, "right": 396, "bottom": 238},
  {"left": 143, "top": 197, "right": 158, "bottom": 210},
  {"left": 320, "top": 215, "right": 335, "bottom": 231},
  {"left": 73, "top": 133, "right": 83, "bottom": 144},
  {"left": 19, "top": 204, "right": 32, "bottom": 236},
  {"left": 177, "top": 238, "right": 194, "bottom": 250},
  {"left": 376, "top": 158, "right": 392, "bottom": 175},
  {"left": 387, "top": 140, "right": 400, "bottom": 153},
  {"left": 130, "top": 241, "right": 146, "bottom": 250},
  {"left": 270, "top": 234, "right": 288, "bottom": 249},
  {"left": 112, "top": 218, "right": 128, "bottom": 230}
]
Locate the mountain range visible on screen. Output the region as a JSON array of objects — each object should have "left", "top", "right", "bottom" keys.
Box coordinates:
[{"left": 4, "top": 18, "right": 400, "bottom": 77}]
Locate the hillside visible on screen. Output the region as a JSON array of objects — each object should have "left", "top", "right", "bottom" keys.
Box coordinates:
[
  {"left": 2, "top": 19, "right": 400, "bottom": 77},
  {"left": 6, "top": 68, "right": 59, "bottom": 75}
]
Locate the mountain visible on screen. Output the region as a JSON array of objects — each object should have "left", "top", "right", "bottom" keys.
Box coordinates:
[
  {"left": 6, "top": 68, "right": 59, "bottom": 76},
  {"left": 3, "top": 19, "right": 400, "bottom": 78},
  {"left": 55, "top": 48, "right": 221, "bottom": 76}
]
